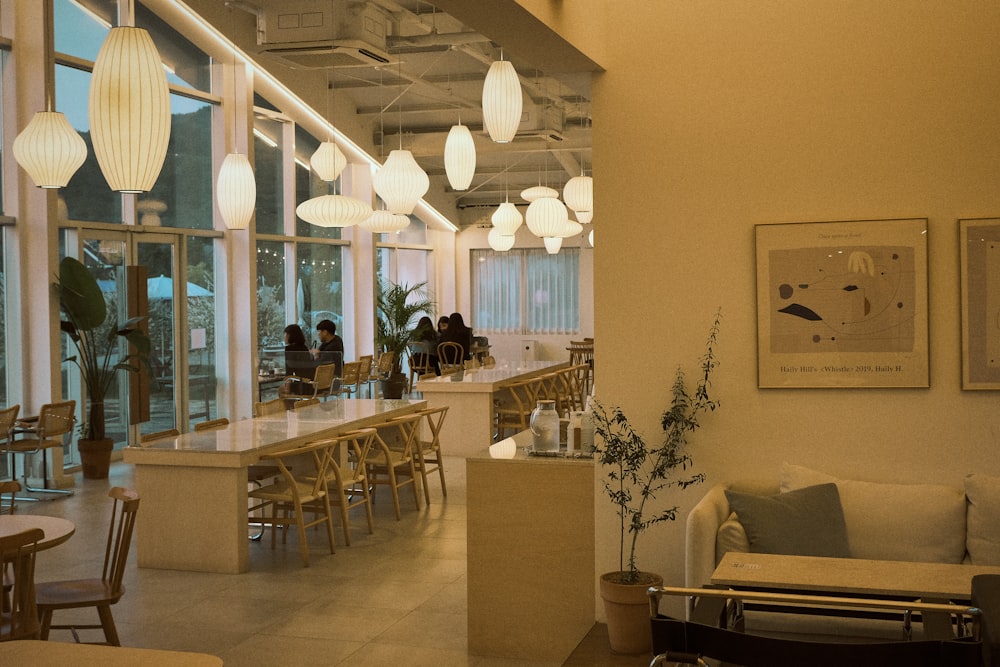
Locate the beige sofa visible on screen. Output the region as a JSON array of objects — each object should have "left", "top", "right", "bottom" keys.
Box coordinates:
[{"left": 685, "top": 462, "right": 1000, "bottom": 593}]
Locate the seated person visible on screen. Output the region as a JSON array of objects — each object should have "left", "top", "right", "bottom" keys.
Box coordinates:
[
  {"left": 411, "top": 316, "right": 440, "bottom": 375},
  {"left": 439, "top": 312, "right": 474, "bottom": 361},
  {"left": 280, "top": 324, "right": 315, "bottom": 396},
  {"left": 311, "top": 319, "right": 344, "bottom": 376}
]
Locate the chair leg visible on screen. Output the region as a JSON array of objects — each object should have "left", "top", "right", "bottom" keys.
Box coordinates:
[
  {"left": 294, "top": 509, "right": 310, "bottom": 567},
  {"left": 97, "top": 604, "right": 121, "bottom": 646},
  {"left": 336, "top": 486, "right": 352, "bottom": 546},
  {"left": 322, "top": 494, "right": 337, "bottom": 556},
  {"left": 38, "top": 608, "right": 53, "bottom": 639}
]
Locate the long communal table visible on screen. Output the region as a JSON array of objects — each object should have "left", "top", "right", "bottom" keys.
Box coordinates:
[
  {"left": 123, "top": 398, "right": 425, "bottom": 574},
  {"left": 415, "top": 360, "right": 567, "bottom": 457}
]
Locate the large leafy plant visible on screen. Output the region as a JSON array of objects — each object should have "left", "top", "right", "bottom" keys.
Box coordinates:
[
  {"left": 593, "top": 311, "right": 721, "bottom": 584},
  {"left": 55, "top": 256, "right": 150, "bottom": 441},
  {"left": 375, "top": 280, "right": 434, "bottom": 376}
]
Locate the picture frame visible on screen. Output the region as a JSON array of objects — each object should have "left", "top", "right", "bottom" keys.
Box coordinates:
[
  {"left": 959, "top": 217, "right": 1000, "bottom": 390},
  {"left": 755, "top": 218, "right": 929, "bottom": 388}
]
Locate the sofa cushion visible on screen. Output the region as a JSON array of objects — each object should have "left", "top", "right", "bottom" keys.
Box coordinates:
[
  {"left": 966, "top": 474, "right": 1000, "bottom": 565},
  {"left": 716, "top": 512, "right": 751, "bottom": 563},
  {"left": 781, "top": 462, "right": 966, "bottom": 563},
  {"left": 724, "top": 483, "right": 850, "bottom": 558}
]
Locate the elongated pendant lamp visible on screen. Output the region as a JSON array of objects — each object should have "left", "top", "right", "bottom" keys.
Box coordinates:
[
  {"left": 482, "top": 59, "right": 522, "bottom": 143},
  {"left": 444, "top": 123, "right": 476, "bottom": 190},
  {"left": 359, "top": 209, "right": 410, "bottom": 234},
  {"left": 296, "top": 194, "right": 371, "bottom": 228},
  {"left": 216, "top": 153, "right": 256, "bottom": 230},
  {"left": 491, "top": 201, "right": 523, "bottom": 235},
  {"left": 310, "top": 141, "right": 347, "bottom": 182},
  {"left": 12, "top": 111, "right": 87, "bottom": 188},
  {"left": 89, "top": 26, "right": 171, "bottom": 193},
  {"left": 488, "top": 227, "right": 515, "bottom": 252},
  {"left": 372, "top": 149, "right": 429, "bottom": 215}
]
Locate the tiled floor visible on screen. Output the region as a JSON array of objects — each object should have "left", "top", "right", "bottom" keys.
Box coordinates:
[{"left": 19, "top": 458, "right": 652, "bottom": 666}]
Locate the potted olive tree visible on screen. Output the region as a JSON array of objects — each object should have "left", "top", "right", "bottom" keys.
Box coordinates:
[
  {"left": 592, "top": 310, "right": 721, "bottom": 654},
  {"left": 375, "top": 280, "right": 434, "bottom": 399},
  {"left": 55, "top": 256, "right": 150, "bottom": 478}
]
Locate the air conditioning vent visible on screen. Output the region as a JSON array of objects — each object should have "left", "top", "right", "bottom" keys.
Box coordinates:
[
  {"left": 256, "top": 1, "right": 392, "bottom": 69},
  {"left": 517, "top": 103, "right": 565, "bottom": 141}
]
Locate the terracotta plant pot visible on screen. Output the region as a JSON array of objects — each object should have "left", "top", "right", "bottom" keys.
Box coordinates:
[
  {"left": 600, "top": 571, "right": 664, "bottom": 654},
  {"left": 77, "top": 438, "right": 114, "bottom": 479}
]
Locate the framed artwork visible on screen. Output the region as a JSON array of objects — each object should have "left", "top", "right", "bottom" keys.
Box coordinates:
[
  {"left": 960, "top": 217, "right": 1000, "bottom": 389},
  {"left": 755, "top": 218, "right": 929, "bottom": 388}
]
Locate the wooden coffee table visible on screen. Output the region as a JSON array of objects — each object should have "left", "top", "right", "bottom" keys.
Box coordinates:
[{"left": 712, "top": 551, "right": 1000, "bottom": 602}]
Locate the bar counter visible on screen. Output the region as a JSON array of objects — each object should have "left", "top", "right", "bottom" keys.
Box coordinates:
[{"left": 124, "top": 398, "right": 425, "bottom": 573}]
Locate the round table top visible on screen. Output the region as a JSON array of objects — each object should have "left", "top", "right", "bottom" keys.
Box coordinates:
[{"left": 0, "top": 514, "right": 75, "bottom": 551}]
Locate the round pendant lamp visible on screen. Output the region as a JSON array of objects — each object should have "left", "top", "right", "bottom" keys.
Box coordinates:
[
  {"left": 12, "top": 111, "right": 87, "bottom": 189},
  {"left": 89, "top": 26, "right": 171, "bottom": 193},
  {"left": 373, "top": 149, "right": 429, "bottom": 215},
  {"left": 491, "top": 202, "right": 523, "bottom": 235},
  {"left": 520, "top": 185, "right": 559, "bottom": 203},
  {"left": 525, "top": 196, "right": 569, "bottom": 238},
  {"left": 482, "top": 59, "right": 522, "bottom": 144},
  {"left": 310, "top": 141, "right": 347, "bottom": 182},
  {"left": 563, "top": 175, "right": 593, "bottom": 222},
  {"left": 359, "top": 210, "right": 410, "bottom": 234},
  {"left": 296, "top": 194, "right": 371, "bottom": 228},
  {"left": 444, "top": 123, "right": 476, "bottom": 190},
  {"left": 488, "top": 227, "right": 516, "bottom": 252},
  {"left": 216, "top": 152, "right": 256, "bottom": 230}
]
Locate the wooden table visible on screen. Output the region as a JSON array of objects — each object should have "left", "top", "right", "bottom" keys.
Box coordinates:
[
  {"left": 0, "top": 515, "right": 75, "bottom": 551},
  {"left": 123, "top": 398, "right": 425, "bottom": 574},
  {"left": 415, "top": 361, "right": 567, "bottom": 457},
  {"left": 712, "top": 551, "right": 1000, "bottom": 601},
  {"left": 0, "top": 640, "right": 222, "bottom": 665}
]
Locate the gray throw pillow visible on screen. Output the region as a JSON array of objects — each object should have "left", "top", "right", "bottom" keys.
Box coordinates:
[{"left": 724, "top": 483, "right": 850, "bottom": 558}]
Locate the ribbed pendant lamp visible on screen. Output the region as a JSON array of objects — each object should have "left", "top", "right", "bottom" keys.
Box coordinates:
[
  {"left": 372, "top": 149, "right": 429, "bottom": 215},
  {"left": 359, "top": 209, "right": 410, "bottom": 234},
  {"left": 563, "top": 175, "right": 593, "bottom": 223},
  {"left": 13, "top": 111, "right": 87, "bottom": 188},
  {"left": 310, "top": 141, "right": 347, "bottom": 182},
  {"left": 296, "top": 194, "right": 371, "bottom": 228},
  {"left": 520, "top": 185, "right": 559, "bottom": 203},
  {"left": 488, "top": 227, "right": 516, "bottom": 252},
  {"left": 216, "top": 153, "right": 256, "bottom": 230},
  {"left": 444, "top": 123, "right": 476, "bottom": 190},
  {"left": 543, "top": 237, "right": 563, "bottom": 254},
  {"left": 491, "top": 202, "right": 523, "bottom": 235},
  {"left": 89, "top": 26, "right": 171, "bottom": 193},
  {"left": 525, "top": 197, "right": 569, "bottom": 238},
  {"left": 482, "top": 59, "right": 522, "bottom": 143}
]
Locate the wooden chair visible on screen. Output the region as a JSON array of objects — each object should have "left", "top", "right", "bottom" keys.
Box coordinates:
[
  {"left": 437, "top": 342, "right": 464, "bottom": 375},
  {"left": 0, "top": 527, "right": 43, "bottom": 642},
  {"left": 306, "top": 363, "right": 338, "bottom": 401},
  {"left": 247, "top": 439, "right": 338, "bottom": 567},
  {"left": 140, "top": 429, "right": 180, "bottom": 445},
  {"left": 406, "top": 344, "right": 435, "bottom": 394},
  {"left": 368, "top": 413, "right": 422, "bottom": 520},
  {"left": 292, "top": 397, "right": 320, "bottom": 411},
  {"left": 36, "top": 487, "right": 140, "bottom": 645},
  {"left": 368, "top": 352, "right": 396, "bottom": 396},
  {"left": 495, "top": 377, "right": 540, "bottom": 439},
  {"left": 254, "top": 398, "right": 287, "bottom": 417},
  {"left": 340, "top": 361, "right": 363, "bottom": 397},
  {"left": 357, "top": 355, "right": 374, "bottom": 397},
  {"left": 307, "top": 428, "right": 376, "bottom": 546},
  {"left": 194, "top": 418, "right": 229, "bottom": 432},
  {"left": 0, "top": 480, "right": 19, "bottom": 515},
  {"left": 3, "top": 400, "right": 75, "bottom": 497},
  {"left": 412, "top": 406, "right": 448, "bottom": 504}
]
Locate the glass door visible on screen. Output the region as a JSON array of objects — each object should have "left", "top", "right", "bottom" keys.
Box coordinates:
[{"left": 137, "top": 236, "right": 181, "bottom": 435}]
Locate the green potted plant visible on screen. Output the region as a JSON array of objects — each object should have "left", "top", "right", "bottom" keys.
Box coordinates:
[
  {"left": 375, "top": 280, "right": 434, "bottom": 399},
  {"left": 54, "top": 256, "right": 150, "bottom": 478},
  {"left": 592, "top": 310, "right": 721, "bottom": 654}
]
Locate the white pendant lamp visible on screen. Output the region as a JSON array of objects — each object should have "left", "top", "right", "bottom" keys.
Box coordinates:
[
  {"left": 482, "top": 59, "right": 522, "bottom": 143},
  {"left": 444, "top": 123, "right": 476, "bottom": 190},
  {"left": 525, "top": 196, "right": 569, "bottom": 238},
  {"left": 543, "top": 237, "right": 563, "bottom": 254},
  {"left": 491, "top": 202, "right": 522, "bottom": 236},
  {"left": 563, "top": 175, "right": 593, "bottom": 223},
  {"left": 520, "top": 185, "right": 559, "bottom": 203},
  {"left": 562, "top": 219, "right": 584, "bottom": 238},
  {"left": 359, "top": 209, "right": 410, "bottom": 234},
  {"left": 373, "top": 149, "right": 429, "bottom": 215},
  {"left": 295, "top": 194, "right": 371, "bottom": 228},
  {"left": 216, "top": 153, "right": 256, "bottom": 230},
  {"left": 588, "top": 228, "right": 594, "bottom": 247},
  {"left": 89, "top": 26, "right": 171, "bottom": 193},
  {"left": 310, "top": 141, "right": 347, "bottom": 182},
  {"left": 488, "top": 227, "right": 516, "bottom": 252},
  {"left": 12, "top": 111, "right": 87, "bottom": 188}
]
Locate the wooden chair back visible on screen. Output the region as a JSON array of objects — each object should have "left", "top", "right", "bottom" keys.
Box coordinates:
[
  {"left": 406, "top": 344, "right": 435, "bottom": 393},
  {"left": 0, "top": 481, "right": 20, "bottom": 515},
  {"left": 254, "top": 398, "right": 287, "bottom": 417},
  {"left": 375, "top": 351, "right": 395, "bottom": 376},
  {"left": 292, "top": 397, "right": 320, "bottom": 411},
  {"left": 140, "top": 429, "right": 180, "bottom": 444},
  {"left": 102, "top": 487, "right": 140, "bottom": 597},
  {"left": 311, "top": 363, "right": 338, "bottom": 399},
  {"left": 437, "top": 342, "right": 464, "bottom": 374},
  {"left": 0, "top": 405, "right": 19, "bottom": 442},
  {"left": 341, "top": 361, "right": 363, "bottom": 396},
  {"left": 0, "top": 527, "right": 43, "bottom": 641},
  {"left": 194, "top": 418, "right": 229, "bottom": 432}
]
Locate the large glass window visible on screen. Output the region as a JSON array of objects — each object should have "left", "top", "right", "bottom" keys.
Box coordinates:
[
  {"left": 254, "top": 114, "right": 285, "bottom": 235},
  {"left": 296, "top": 243, "right": 345, "bottom": 335},
  {"left": 471, "top": 248, "right": 580, "bottom": 335},
  {"left": 257, "top": 239, "right": 287, "bottom": 353},
  {"left": 54, "top": 0, "right": 113, "bottom": 61},
  {"left": 0, "top": 228, "right": 7, "bottom": 407}
]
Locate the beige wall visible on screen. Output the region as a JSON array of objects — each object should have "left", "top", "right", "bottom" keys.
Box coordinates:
[{"left": 587, "top": 0, "right": 1000, "bottom": 613}]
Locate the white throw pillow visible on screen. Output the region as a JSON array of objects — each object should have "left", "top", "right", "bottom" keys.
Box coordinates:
[
  {"left": 716, "top": 512, "right": 750, "bottom": 564},
  {"left": 965, "top": 473, "right": 1000, "bottom": 565},
  {"left": 780, "top": 462, "right": 966, "bottom": 563}
]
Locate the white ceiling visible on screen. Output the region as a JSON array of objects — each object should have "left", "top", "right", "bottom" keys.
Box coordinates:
[{"left": 226, "top": 0, "right": 594, "bottom": 226}]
